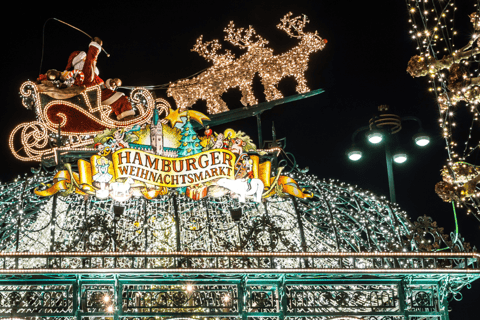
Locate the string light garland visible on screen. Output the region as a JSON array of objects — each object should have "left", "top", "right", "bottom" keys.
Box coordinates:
[
  {"left": 405, "top": 0, "right": 480, "bottom": 219},
  {"left": 0, "top": 251, "right": 478, "bottom": 259},
  {"left": 167, "top": 12, "right": 327, "bottom": 114}
]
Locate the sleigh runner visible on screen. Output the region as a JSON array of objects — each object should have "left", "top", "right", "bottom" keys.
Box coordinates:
[{"left": 10, "top": 80, "right": 158, "bottom": 162}]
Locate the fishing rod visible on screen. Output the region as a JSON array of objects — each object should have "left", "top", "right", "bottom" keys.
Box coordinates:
[
  {"left": 40, "top": 18, "right": 111, "bottom": 75},
  {"left": 52, "top": 18, "right": 111, "bottom": 57}
]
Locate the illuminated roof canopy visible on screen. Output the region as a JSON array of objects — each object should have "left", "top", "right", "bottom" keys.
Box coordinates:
[{"left": 0, "top": 170, "right": 472, "bottom": 271}]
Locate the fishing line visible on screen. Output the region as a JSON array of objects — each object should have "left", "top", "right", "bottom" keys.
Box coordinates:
[
  {"left": 119, "top": 67, "right": 210, "bottom": 91},
  {"left": 39, "top": 18, "right": 206, "bottom": 92}
]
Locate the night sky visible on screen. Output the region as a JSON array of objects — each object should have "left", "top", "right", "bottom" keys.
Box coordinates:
[{"left": 2, "top": 0, "right": 479, "bottom": 318}]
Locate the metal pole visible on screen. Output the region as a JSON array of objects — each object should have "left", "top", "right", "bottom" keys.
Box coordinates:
[
  {"left": 256, "top": 113, "right": 263, "bottom": 148},
  {"left": 291, "top": 196, "right": 309, "bottom": 268},
  {"left": 173, "top": 194, "right": 181, "bottom": 251},
  {"left": 384, "top": 134, "right": 396, "bottom": 203}
]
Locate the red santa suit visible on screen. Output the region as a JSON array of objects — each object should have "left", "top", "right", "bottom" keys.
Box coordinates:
[{"left": 66, "top": 41, "right": 135, "bottom": 120}]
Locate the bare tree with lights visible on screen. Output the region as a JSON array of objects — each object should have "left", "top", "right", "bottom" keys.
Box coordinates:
[{"left": 406, "top": 1, "right": 480, "bottom": 220}]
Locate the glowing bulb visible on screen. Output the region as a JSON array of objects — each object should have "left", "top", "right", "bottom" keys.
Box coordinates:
[
  {"left": 348, "top": 150, "right": 362, "bottom": 161},
  {"left": 366, "top": 130, "right": 383, "bottom": 144},
  {"left": 393, "top": 153, "right": 407, "bottom": 164},
  {"left": 414, "top": 134, "right": 430, "bottom": 146}
]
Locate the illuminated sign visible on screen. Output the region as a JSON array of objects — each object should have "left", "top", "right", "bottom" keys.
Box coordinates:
[{"left": 112, "top": 148, "right": 235, "bottom": 187}]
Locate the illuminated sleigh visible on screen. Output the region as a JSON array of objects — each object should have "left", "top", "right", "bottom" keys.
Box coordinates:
[{"left": 10, "top": 81, "right": 160, "bottom": 162}]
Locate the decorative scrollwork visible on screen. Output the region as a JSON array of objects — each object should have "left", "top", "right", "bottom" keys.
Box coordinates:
[
  {"left": 9, "top": 121, "right": 50, "bottom": 162},
  {"left": 403, "top": 215, "right": 474, "bottom": 253},
  {"left": 20, "top": 81, "right": 40, "bottom": 111}
]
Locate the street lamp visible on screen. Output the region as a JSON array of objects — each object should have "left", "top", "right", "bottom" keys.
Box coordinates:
[{"left": 347, "top": 105, "right": 430, "bottom": 203}]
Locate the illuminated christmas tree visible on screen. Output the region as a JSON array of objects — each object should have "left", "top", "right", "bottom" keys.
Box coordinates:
[{"left": 177, "top": 114, "right": 202, "bottom": 157}]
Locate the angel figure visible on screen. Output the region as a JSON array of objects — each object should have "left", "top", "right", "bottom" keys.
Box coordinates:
[{"left": 93, "top": 157, "right": 113, "bottom": 199}]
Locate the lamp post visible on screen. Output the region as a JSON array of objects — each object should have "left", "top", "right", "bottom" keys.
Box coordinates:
[{"left": 347, "top": 105, "right": 430, "bottom": 203}]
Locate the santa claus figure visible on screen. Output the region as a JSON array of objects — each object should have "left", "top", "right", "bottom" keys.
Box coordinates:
[{"left": 65, "top": 37, "right": 136, "bottom": 120}]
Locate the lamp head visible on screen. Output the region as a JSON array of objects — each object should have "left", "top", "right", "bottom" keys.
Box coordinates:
[
  {"left": 393, "top": 152, "right": 407, "bottom": 164},
  {"left": 413, "top": 132, "right": 430, "bottom": 146},
  {"left": 366, "top": 129, "right": 383, "bottom": 144},
  {"left": 346, "top": 144, "right": 362, "bottom": 161},
  {"left": 347, "top": 149, "right": 362, "bottom": 161}
]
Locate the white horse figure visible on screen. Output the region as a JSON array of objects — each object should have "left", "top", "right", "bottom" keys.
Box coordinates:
[
  {"left": 217, "top": 178, "right": 264, "bottom": 203},
  {"left": 110, "top": 177, "right": 134, "bottom": 201}
]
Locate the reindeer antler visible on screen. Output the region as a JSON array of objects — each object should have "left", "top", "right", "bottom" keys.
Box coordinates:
[
  {"left": 224, "top": 21, "right": 269, "bottom": 48},
  {"left": 277, "top": 12, "right": 309, "bottom": 39},
  {"left": 192, "top": 35, "right": 235, "bottom": 63}
]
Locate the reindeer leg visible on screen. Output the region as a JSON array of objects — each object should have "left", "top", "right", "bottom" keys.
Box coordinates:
[
  {"left": 266, "top": 82, "right": 284, "bottom": 101},
  {"left": 240, "top": 78, "right": 258, "bottom": 106},
  {"left": 295, "top": 75, "right": 310, "bottom": 94},
  {"left": 218, "top": 98, "right": 229, "bottom": 113},
  {"left": 169, "top": 92, "right": 189, "bottom": 113},
  {"left": 205, "top": 98, "right": 217, "bottom": 115},
  {"left": 260, "top": 74, "right": 284, "bottom": 102},
  {"left": 206, "top": 96, "right": 230, "bottom": 114}
]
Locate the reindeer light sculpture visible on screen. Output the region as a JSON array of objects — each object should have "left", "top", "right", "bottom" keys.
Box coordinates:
[
  {"left": 167, "top": 23, "right": 271, "bottom": 114},
  {"left": 259, "top": 13, "right": 327, "bottom": 101},
  {"left": 167, "top": 12, "right": 326, "bottom": 114}
]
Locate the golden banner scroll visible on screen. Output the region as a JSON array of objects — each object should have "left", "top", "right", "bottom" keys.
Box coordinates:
[
  {"left": 34, "top": 147, "right": 312, "bottom": 200},
  {"left": 35, "top": 149, "right": 236, "bottom": 197},
  {"left": 34, "top": 161, "right": 97, "bottom": 197},
  {"left": 251, "top": 156, "right": 313, "bottom": 199}
]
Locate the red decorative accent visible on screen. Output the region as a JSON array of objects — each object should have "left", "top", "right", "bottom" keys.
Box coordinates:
[
  {"left": 46, "top": 104, "right": 109, "bottom": 133},
  {"left": 37, "top": 74, "right": 48, "bottom": 82},
  {"left": 186, "top": 185, "right": 208, "bottom": 200}
]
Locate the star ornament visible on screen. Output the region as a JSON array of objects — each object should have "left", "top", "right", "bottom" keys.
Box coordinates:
[
  {"left": 165, "top": 109, "right": 211, "bottom": 127},
  {"left": 164, "top": 108, "right": 184, "bottom": 127}
]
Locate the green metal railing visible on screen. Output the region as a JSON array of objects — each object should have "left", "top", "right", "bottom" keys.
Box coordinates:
[{"left": 0, "top": 251, "right": 478, "bottom": 274}]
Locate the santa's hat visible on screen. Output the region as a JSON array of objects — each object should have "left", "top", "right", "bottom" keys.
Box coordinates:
[{"left": 66, "top": 51, "right": 86, "bottom": 71}]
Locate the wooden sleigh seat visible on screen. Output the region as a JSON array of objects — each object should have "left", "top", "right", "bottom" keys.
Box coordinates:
[{"left": 37, "top": 81, "right": 86, "bottom": 100}]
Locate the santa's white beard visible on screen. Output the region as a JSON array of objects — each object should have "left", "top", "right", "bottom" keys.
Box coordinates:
[{"left": 73, "top": 61, "right": 100, "bottom": 75}]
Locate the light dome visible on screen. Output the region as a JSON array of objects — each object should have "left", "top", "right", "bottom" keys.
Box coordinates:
[{"left": 0, "top": 170, "right": 422, "bottom": 266}]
